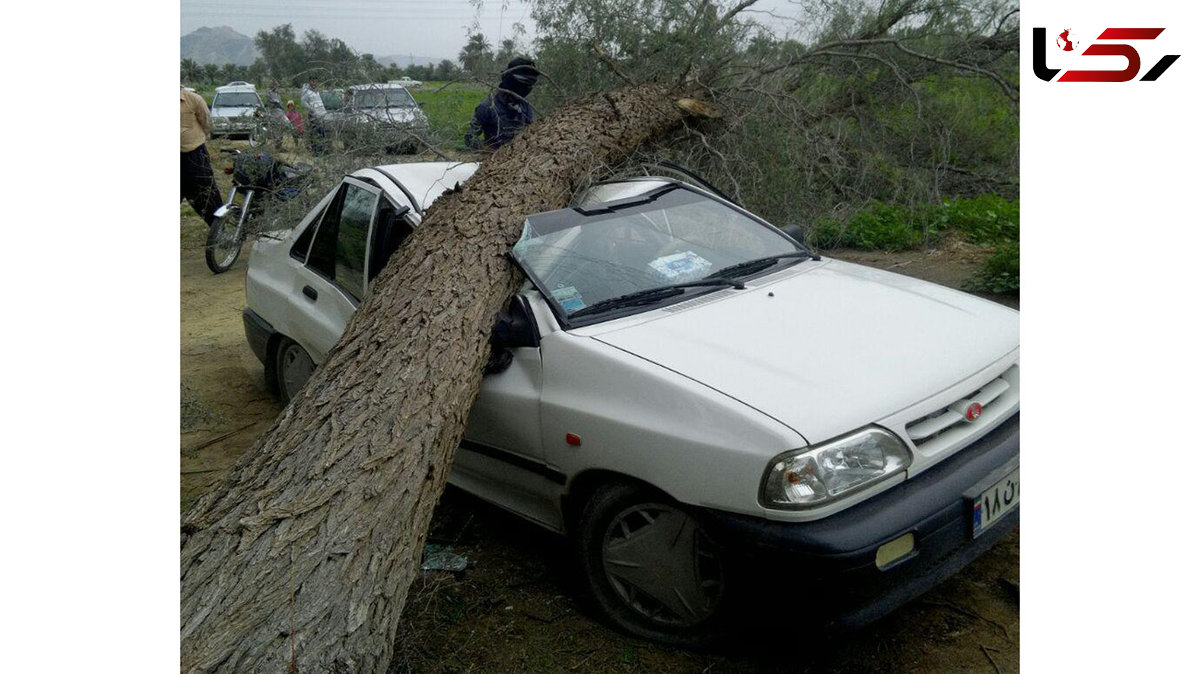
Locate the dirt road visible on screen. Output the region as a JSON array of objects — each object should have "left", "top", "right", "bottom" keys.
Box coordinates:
[{"left": 181, "top": 202, "right": 1018, "bottom": 672}]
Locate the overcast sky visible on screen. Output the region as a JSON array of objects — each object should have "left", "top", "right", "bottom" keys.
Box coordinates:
[{"left": 180, "top": 0, "right": 809, "bottom": 61}]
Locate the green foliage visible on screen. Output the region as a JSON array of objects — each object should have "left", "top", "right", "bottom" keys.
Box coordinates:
[
  {"left": 810, "top": 202, "right": 933, "bottom": 251},
  {"left": 410, "top": 83, "right": 491, "bottom": 145},
  {"left": 966, "top": 241, "right": 1020, "bottom": 294},
  {"left": 940, "top": 193, "right": 1019, "bottom": 245},
  {"left": 809, "top": 194, "right": 1020, "bottom": 294},
  {"left": 809, "top": 195, "right": 1018, "bottom": 249}
]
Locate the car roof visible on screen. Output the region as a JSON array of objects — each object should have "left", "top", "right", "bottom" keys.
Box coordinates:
[
  {"left": 361, "top": 163, "right": 683, "bottom": 214},
  {"left": 366, "top": 162, "right": 480, "bottom": 211},
  {"left": 348, "top": 83, "right": 410, "bottom": 91},
  {"left": 214, "top": 83, "right": 258, "bottom": 94}
]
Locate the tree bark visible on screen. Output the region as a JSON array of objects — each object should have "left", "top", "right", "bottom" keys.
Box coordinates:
[{"left": 181, "top": 83, "right": 694, "bottom": 674}]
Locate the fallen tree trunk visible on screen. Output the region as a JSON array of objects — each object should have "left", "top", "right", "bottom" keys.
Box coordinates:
[{"left": 181, "top": 83, "right": 698, "bottom": 674}]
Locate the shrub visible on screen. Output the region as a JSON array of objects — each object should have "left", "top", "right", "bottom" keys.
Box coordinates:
[{"left": 966, "top": 241, "right": 1020, "bottom": 294}]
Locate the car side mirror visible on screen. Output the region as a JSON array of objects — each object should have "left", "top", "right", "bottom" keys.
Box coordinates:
[
  {"left": 485, "top": 295, "right": 540, "bottom": 375},
  {"left": 779, "top": 224, "right": 808, "bottom": 244},
  {"left": 492, "top": 295, "right": 540, "bottom": 349}
]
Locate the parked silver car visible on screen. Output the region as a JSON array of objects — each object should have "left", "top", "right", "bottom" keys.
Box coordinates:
[
  {"left": 210, "top": 81, "right": 263, "bottom": 139},
  {"left": 335, "top": 82, "right": 430, "bottom": 153}
]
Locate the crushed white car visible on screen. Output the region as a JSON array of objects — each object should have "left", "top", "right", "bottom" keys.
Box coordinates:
[{"left": 242, "top": 162, "right": 1020, "bottom": 644}]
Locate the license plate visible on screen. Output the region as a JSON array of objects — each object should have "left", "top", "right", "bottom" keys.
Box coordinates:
[{"left": 971, "top": 467, "right": 1019, "bottom": 537}]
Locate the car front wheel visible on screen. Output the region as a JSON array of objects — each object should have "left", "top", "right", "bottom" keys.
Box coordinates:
[
  {"left": 275, "top": 338, "right": 315, "bottom": 404},
  {"left": 575, "top": 481, "right": 730, "bottom": 646}
]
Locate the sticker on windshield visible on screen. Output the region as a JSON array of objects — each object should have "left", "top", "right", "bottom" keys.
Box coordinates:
[
  {"left": 551, "top": 285, "right": 586, "bottom": 312},
  {"left": 649, "top": 251, "right": 712, "bottom": 282}
]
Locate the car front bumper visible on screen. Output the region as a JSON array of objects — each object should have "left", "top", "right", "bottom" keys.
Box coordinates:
[{"left": 704, "top": 412, "right": 1019, "bottom": 629}]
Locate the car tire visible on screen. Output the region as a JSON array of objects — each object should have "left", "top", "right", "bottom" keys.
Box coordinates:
[
  {"left": 574, "top": 481, "right": 730, "bottom": 647},
  {"left": 275, "top": 337, "right": 315, "bottom": 405}
]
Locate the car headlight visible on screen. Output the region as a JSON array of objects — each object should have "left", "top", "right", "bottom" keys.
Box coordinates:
[{"left": 761, "top": 427, "right": 911, "bottom": 509}]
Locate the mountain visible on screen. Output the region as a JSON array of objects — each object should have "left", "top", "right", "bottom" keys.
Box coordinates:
[
  {"left": 380, "top": 54, "right": 444, "bottom": 68},
  {"left": 181, "top": 26, "right": 259, "bottom": 66}
]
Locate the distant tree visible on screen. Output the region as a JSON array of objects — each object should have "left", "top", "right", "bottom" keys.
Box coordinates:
[
  {"left": 254, "top": 24, "right": 306, "bottom": 83},
  {"left": 435, "top": 59, "right": 457, "bottom": 80},
  {"left": 180, "top": 58, "right": 201, "bottom": 84},
  {"left": 458, "top": 33, "right": 493, "bottom": 77},
  {"left": 201, "top": 63, "right": 219, "bottom": 84},
  {"left": 219, "top": 63, "right": 240, "bottom": 84},
  {"left": 496, "top": 38, "right": 518, "bottom": 66}
]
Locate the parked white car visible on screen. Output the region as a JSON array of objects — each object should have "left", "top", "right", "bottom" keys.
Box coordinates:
[
  {"left": 337, "top": 82, "right": 429, "bottom": 153},
  {"left": 242, "top": 162, "right": 1020, "bottom": 644},
  {"left": 210, "top": 81, "right": 263, "bottom": 138}
]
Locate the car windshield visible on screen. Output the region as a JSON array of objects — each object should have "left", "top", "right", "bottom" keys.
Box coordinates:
[
  {"left": 512, "top": 184, "right": 804, "bottom": 323},
  {"left": 321, "top": 91, "right": 345, "bottom": 110},
  {"left": 352, "top": 89, "right": 416, "bottom": 108},
  {"left": 213, "top": 92, "right": 261, "bottom": 108}
]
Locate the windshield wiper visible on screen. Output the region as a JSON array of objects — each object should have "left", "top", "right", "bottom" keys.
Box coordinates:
[
  {"left": 706, "top": 250, "right": 818, "bottom": 280},
  {"left": 567, "top": 278, "right": 746, "bottom": 320}
]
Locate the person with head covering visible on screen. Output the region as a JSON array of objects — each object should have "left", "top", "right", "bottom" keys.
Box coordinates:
[
  {"left": 285, "top": 100, "right": 304, "bottom": 136},
  {"left": 465, "top": 57, "right": 539, "bottom": 151}
]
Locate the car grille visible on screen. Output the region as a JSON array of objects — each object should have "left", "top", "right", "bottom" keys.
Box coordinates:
[{"left": 904, "top": 364, "right": 1019, "bottom": 453}]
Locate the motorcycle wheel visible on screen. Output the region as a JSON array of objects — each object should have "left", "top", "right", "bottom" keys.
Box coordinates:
[{"left": 204, "top": 205, "right": 245, "bottom": 274}]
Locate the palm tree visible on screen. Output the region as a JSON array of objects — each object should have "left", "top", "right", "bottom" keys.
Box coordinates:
[{"left": 457, "top": 33, "right": 494, "bottom": 78}]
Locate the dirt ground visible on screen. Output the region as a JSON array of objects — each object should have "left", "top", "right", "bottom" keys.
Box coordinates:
[{"left": 180, "top": 159, "right": 1019, "bottom": 672}]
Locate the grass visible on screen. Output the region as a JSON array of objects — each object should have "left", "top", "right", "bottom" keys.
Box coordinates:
[
  {"left": 410, "top": 82, "right": 490, "bottom": 146},
  {"left": 809, "top": 194, "right": 1020, "bottom": 294}
]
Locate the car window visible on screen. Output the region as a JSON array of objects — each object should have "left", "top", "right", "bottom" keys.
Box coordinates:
[
  {"left": 512, "top": 186, "right": 800, "bottom": 322},
  {"left": 333, "top": 187, "right": 375, "bottom": 300},
  {"left": 305, "top": 181, "right": 379, "bottom": 301},
  {"left": 368, "top": 201, "right": 415, "bottom": 282},
  {"left": 213, "top": 92, "right": 261, "bottom": 107}
]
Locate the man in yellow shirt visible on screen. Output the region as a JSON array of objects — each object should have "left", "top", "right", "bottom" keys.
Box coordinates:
[{"left": 181, "top": 87, "right": 222, "bottom": 224}]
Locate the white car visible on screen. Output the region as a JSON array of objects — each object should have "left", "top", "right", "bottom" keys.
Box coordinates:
[
  {"left": 338, "top": 83, "right": 429, "bottom": 153},
  {"left": 210, "top": 81, "right": 263, "bottom": 138},
  {"left": 242, "top": 162, "right": 1020, "bottom": 644}
]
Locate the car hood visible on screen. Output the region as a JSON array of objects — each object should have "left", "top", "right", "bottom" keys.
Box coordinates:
[
  {"left": 212, "top": 106, "right": 257, "bottom": 118},
  {"left": 589, "top": 259, "right": 1019, "bottom": 444}
]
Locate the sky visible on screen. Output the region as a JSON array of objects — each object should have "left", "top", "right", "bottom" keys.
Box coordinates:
[{"left": 180, "top": 0, "right": 809, "bottom": 61}]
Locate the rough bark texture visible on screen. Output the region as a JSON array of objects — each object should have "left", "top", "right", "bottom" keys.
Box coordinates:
[{"left": 181, "top": 84, "right": 692, "bottom": 674}]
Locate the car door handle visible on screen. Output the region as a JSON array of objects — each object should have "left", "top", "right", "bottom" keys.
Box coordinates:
[{"left": 302, "top": 285, "right": 318, "bottom": 301}]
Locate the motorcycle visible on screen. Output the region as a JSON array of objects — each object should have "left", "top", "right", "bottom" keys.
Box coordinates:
[{"left": 205, "top": 149, "right": 312, "bottom": 274}]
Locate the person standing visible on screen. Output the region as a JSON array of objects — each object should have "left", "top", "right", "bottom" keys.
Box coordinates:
[
  {"left": 300, "top": 76, "right": 328, "bottom": 155},
  {"left": 465, "top": 57, "right": 539, "bottom": 151},
  {"left": 180, "top": 86, "right": 221, "bottom": 224},
  {"left": 285, "top": 100, "right": 304, "bottom": 136}
]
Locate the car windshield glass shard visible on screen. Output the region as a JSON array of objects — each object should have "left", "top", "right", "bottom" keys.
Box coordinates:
[
  {"left": 214, "top": 92, "right": 260, "bottom": 107},
  {"left": 706, "top": 251, "right": 813, "bottom": 280},
  {"left": 511, "top": 185, "right": 801, "bottom": 323},
  {"left": 568, "top": 278, "right": 745, "bottom": 320}
]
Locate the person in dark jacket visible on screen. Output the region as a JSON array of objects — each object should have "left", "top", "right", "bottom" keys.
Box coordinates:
[{"left": 465, "top": 57, "right": 539, "bottom": 151}]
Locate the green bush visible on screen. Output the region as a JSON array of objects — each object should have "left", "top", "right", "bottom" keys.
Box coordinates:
[
  {"left": 967, "top": 241, "right": 1020, "bottom": 294},
  {"left": 808, "top": 194, "right": 1020, "bottom": 295},
  {"left": 941, "top": 194, "right": 1019, "bottom": 245}
]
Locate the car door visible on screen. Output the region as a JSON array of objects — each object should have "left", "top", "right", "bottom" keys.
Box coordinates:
[
  {"left": 455, "top": 295, "right": 557, "bottom": 529},
  {"left": 286, "top": 177, "right": 380, "bottom": 362}
]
